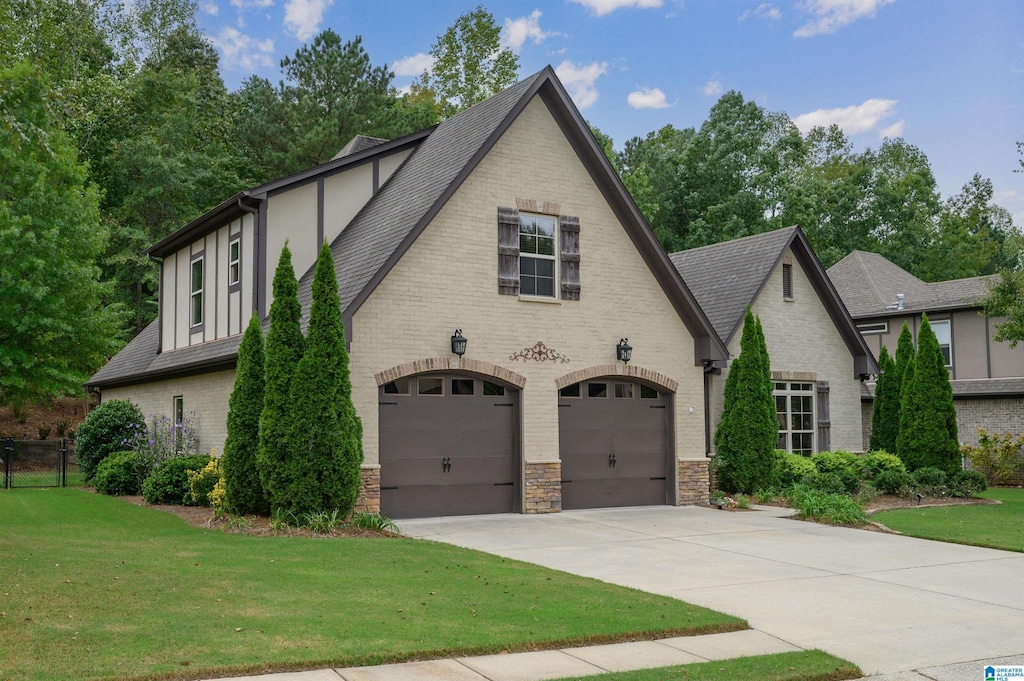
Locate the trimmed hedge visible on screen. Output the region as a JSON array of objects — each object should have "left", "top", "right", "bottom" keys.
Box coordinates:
[
  {"left": 773, "top": 450, "right": 816, "bottom": 487},
  {"left": 94, "top": 451, "right": 145, "bottom": 496},
  {"left": 142, "top": 456, "right": 210, "bottom": 505},
  {"left": 75, "top": 400, "right": 144, "bottom": 480},
  {"left": 862, "top": 450, "right": 906, "bottom": 479}
]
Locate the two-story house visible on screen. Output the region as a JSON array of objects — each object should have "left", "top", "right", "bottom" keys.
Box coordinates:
[
  {"left": 828, "top": 250, "right": 1024, "bottom": 447},
  {"left": 87, "top": 67, "right": 729, "bottom": 518}
]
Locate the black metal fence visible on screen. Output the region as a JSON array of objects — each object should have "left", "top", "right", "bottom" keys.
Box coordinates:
[{"left": 1, "top": 439, "right": 83, "bottom": 488}]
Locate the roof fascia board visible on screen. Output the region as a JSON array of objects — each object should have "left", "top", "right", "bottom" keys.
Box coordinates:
[
  {"left": 88, "top": 356, "right": 237, "bottom": 390},
  {"left": 534, "top": 75, "right": 727, "bottom": 364},
  {"left": 850, "top": 302, "right": 985, "bottom": 319},
  {"left": 147, "top": 192, "right": 256, "bottom": 257}
]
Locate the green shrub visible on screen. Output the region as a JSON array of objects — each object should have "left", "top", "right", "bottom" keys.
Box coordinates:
[
  {"left": 142, "top": 455, "right": 210, "bottom": 505},
  {"left": 912, "top": 466, "right": 948, "bottom": 497},
  {"left": 812, "top": 451, "right": 862, "bottom": 478},
  {"left": 862, "top": 450, "right": 906, "bottom": 479},
  {"left": 961, "top": 429, "right": 1024, "bottom": 486},
  {"left": 874, "top": 469, "right": 915, "bottom": 496},
  {"left": 802, "top": 471, "right": 857, "bottom": 495},
  {"left": 753, "top": 487, "right": 780, "bottom": 504},
  {"left": 348, "top": 511, "right": 400, "bottom": 534},
  {"left": 948, "top": 469, "right": 987, "bottom": 498},
  {"left": 773, "top": 450, "right": 816, "bottom": 487},
  {"left": 94, "top": 451, "right": 145, "bottom": 496},
  {"left": 75, "top": 400, "right": 145, "bottom": 480},
  {"left": 187, "top": 456, "right": 221, "bottom": 507},
  {"left": 784, "top": 485, "right": 867, "bottom": 525}
]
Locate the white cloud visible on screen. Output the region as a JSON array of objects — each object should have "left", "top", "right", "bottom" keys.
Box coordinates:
[
  {"left": 568, "top": 0, "right": 662, "bottom": 17},
  {"left": 283, "top": 0, "right": 332, "bottom": 41},
  {"left": 549, "top": 47, "right": 569, "bottom": 55},
  {"left": 555, "top": 60, "right": 608, "bottom": 109},
  {"left": 209, "top": 27, "right": 275, "bottom": 70},
  {"left": 878, "top": 119, "right": 905, "bottom": 138},
  {"left": 627, "top": 87, "right": 671, "bottom": 109},
  {"left": 739, "top": 3, "right": 781, "bottom": 21},
  {"left": 794, "top": 0, "right": 894, "bottom": 38},
  {"left": 502, "top": 10, "right": 557, "bottom": 52},
  {"left": 231, "top": 0, "right": 272, "bottom": 7},
  {"left": 199, "top": 1, "right": 219, "bottom": 15},
  {"left": 792, "top": 98, "right": 898, "bottom": 135},
  {"left": 703, "top": 79, "right": 724, "bottom": 96},
  {"left": 392, "top": 53, "right": 434, "bottom": 77}
]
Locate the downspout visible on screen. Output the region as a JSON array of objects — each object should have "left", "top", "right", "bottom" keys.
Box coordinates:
[{"left": 237, "top": 196, "right": 260, "bottom": 319}]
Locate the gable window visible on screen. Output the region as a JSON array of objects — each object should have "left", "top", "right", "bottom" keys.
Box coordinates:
[
  {"left": 228, "top": 238, "right": 240, "bottom": 286},
  {"left": 190, "top": 256, "right": 204, "bottom": 327},
  {"left": 931, "top": 319, "right": 952, "bottom": 368},
  {"left": 775, "top": 382, "right": 814, "bottom": 455},
  {"left": 782, "top": 263, "right": 793, "bottom": 299},
  {"left": 519, "top": 212, "right": 557, "bottom": 297}
]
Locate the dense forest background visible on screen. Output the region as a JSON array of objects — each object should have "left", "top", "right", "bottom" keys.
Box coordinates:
[{"left": 1, "top": 0, "right": 1019, "bottom": 405}]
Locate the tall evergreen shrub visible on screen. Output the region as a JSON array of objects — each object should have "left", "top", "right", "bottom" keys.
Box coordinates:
[
  {"left": 896, "top": 314, "right": 960, "bottom": 473},
  {"left": 893, "top": 323, "right": 915, "bottom": 404},
  {"left": 222, "top": 314, "right": 268, "bottom": 515},
  {"left": 258, "top": 244, "right": 305, "bottom": 511},
  {"left": 714, "top": 308, "right": 777, "bottom": 493},
  {"left": 869, "top": 346, "right": 899, "bottom": 452},
  {"left": 280, "top": 242, "right": 363, "bottom": 515}
]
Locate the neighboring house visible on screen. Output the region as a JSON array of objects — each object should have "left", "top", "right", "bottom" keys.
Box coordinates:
[
  {"left": 670, "top": 227, "right": 877, "bottom": 455},
  {"left": 828, "top": 250, "right": 1024, "bottom": 447},
  {"left": 88, "top": 67, "right": 729, "bottom": 519}
]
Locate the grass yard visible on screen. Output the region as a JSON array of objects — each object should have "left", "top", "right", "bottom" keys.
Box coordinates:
[
  {"left": 873, "top": 487, "right": 1024, "bottom": 552},
  {"left": 0, "top": 490, "right": 744, "bottom": 681},
  {"left": 555, "top": 651, "right": 860, "bottom": 681}
]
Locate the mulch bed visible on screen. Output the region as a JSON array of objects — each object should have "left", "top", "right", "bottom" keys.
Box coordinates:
[{"left": 118, "top": 494, "right": 401, "bottom": 539}]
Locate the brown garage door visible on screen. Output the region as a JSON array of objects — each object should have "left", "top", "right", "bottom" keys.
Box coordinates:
[
  {"left": 379, "top": 374, "right": 519, "bottom": 518},
  {"left": 558, "top": 379, "right": 670, "bottom": 509}
]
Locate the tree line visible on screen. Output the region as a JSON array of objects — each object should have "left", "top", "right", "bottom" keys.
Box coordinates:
[{"left": 2, "top": 0, "right": 1020, "bottom": 408}]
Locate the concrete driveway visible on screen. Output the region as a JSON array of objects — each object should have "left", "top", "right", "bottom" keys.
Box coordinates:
[{"left": 402, "top": 505, "right": 1024, "bottom": 677}]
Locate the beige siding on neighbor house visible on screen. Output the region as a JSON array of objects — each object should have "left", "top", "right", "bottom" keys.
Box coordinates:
[
  {"left": 990, "top": 317, "right": 1024, "bottom": 378},
  {"left": 710, "top": 247, "right": 864, "bottom": 453},
  {"left": 103, "top": 370, "right": 236, "bottom": 456},
  {"left": 953, "top": 309, "right": 988, "bottom": 379},
  {"left": 350, "top": 95, "right": 705, "bottom": 483}
]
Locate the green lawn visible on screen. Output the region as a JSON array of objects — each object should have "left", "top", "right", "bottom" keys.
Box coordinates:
[
  {"left": 556, "top": 651, "right": 861, "bottom": 681},
  {"left": 873, "top": 487, "right": 1024, "bottom": 552},
  {"left": 0, "top": 490, "right": 744, "bottom": 681}
]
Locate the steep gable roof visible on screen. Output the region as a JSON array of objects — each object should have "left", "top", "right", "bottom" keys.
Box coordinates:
[
  {"left": 670, "top": 227, "right": 878, "bottom": 377},
  {"left": 332, "top": 135, "right": 389, "bottom": 160},
  {"left": 828, "top": 250, "right": 994, "bottom": 318}
]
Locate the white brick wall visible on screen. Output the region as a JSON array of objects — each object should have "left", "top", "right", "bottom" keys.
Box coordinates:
[
  {"left": 352, "top": 95, "right": 705, "bottom": 470},
  {"left": 709, "top": 248, "right": 864, "bottom": 453},
  {"left": 103, "top": 370, "right": 235, "bottom": 456}
]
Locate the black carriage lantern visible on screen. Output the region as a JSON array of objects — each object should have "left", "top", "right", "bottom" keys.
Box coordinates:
[
  {"left": 451, "top": 329, "right": 468, "bottom": 357},
  {"left": 616, "top": 338, "right": 632, "bottom": 364}
]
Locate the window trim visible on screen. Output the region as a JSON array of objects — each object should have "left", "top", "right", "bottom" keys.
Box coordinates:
[
  {"left": 775, "top": 381, "right": 815, "bottom": 455},
  {"left": 518, "top": 211, "right": 558, "bottom": 300},
  {"left": 190, "top": 254, "right": 204, "bottom": 329},
  {"left": 856, "top": 321, "right": 889, "bottom": 335},
  {"left": 930, "top": 319, "right": 953, "bottom": 369},
  {"left": 228, "top": 237, "right": 241, "bottom": 290}
]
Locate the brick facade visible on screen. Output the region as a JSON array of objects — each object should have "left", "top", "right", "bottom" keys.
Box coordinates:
[
  {"left": 524, "top": 461, "right": 562, "bottom": 513},
  {"left": 355, "top": 466, "right": 381, "bottom": 514},
  {"left": 862, "top": 396, "right": 1024, "bottom": 452},
  {"left": 678, "top": 459, "right": 710, "bottom": 506}
]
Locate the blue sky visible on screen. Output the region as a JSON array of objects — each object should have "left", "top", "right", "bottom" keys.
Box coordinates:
[{"left": 197, "top": 0, "right": 1024, "bottom": 223}]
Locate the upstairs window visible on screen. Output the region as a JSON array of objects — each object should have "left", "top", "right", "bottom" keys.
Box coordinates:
[
  {"left": 190, "top": 257, "right": 204, "bottom": 327},
  {"left": 519, "top": 213, "right": 556, "bottom": 297},
  {"left": 931, "top": 319, "right": 952, "bottom": 368},
  {"left": 228, "top": 238, "right": 240, "bottom": 286}
]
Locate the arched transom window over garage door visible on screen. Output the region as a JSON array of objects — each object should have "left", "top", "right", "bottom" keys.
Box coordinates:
[
  {"left": 378, "top": 373, "right": 520, "bottom": 519},
  {"left": 557, "top": 378, "right": 672, "bottom": 510}
]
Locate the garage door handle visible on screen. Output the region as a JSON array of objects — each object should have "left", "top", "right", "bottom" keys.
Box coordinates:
[
  {"left": 381, "top": 486, "right": 398, "bottom": 490},
  {"left": 493, "top": 482, "right": 513, "bottom": 486},
  {"left": 560, "top": 479, "right": 572, "bottom": 483},
  {"left": 379, "top": 402, "right": 398, "bottom": 405},
  {"left": 442, "top": 457, "right": 451, "bottom": 473},
  {"left": 650, "top": 476, "right": 666, "bottom": 481},
  {"left": 649, "top": 405, "right": 666, "bottom": 409},
  {"left": 494, "top": 403, "right": 514, "bottom": 407},
  {"left": 608, "top": 454, "right": 616, "bottom": 468}
]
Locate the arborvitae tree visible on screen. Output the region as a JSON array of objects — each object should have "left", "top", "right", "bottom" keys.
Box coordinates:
[
  {"left": 258, "top": 244, "right": 305, "bottom": 512},
  {"left": 893, "top": 323, "right": 915, "bottom": 402},
  {"left": 869, "top": 346, "right": 899, "bottom": 452},
  {"left": 896, "top": 315, "right": 960, "bottom": 473},
  {"left": 714, "top": 308, "right": 777, "bottom": 493},
  {"left": 222, "top": 314, "right": 267, "bottom": 515},
  {"left": 280, "top": 242, "right": 363, "bottom": 515}
]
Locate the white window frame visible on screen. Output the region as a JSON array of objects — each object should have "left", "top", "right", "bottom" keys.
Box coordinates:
[
  {"left": 856, "top": 321, "right": 889, "bottom": 335},
  {"left": 228, "top": 238, "right": 240, "bottom": 286},
  {"left": 518, "top": 212, "right": 558, "bottom": 299},
  {"left": 931, "top": 319, "right": 953, "bottom": 369},
  {"left": 775, "top": 382, "right": 815, "bottom": 455},
  {"left": 190, "top": 256, "right": 204, "bottom": 327}
]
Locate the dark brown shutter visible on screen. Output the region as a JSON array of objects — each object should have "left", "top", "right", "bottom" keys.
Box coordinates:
[
  {"left": 559, "top": 215, "right": 580, "bottom": 300},
  {"left": 816, "top": 380, "right": 830, "bottom": 452},
  {"left": 497, "top": 207, "right": 520, "bottom": 295}
]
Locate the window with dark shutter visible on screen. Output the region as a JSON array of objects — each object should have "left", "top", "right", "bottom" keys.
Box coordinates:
[
  {"left": 497, "top": 207, "right": 520, "bottom": 295},
  {"left": 816, "top": 380, "right": 830, "bottom": 452},
  {"left": 559, "top": 215, "right": 580, "bottom": 300},
  {"left": 782, "top": 263, "right": 793, "bottom": 299}
]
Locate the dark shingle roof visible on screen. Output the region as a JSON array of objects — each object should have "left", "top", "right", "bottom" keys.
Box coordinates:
[
  {"left": 332, "top": 135, "right": 390, "bottom": 160},
  {"left": 828, "top": 250, "right": 994, "bottom": 318},
  {"left": 669, "top": 227, "right": 798, "bottom": 343}
]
